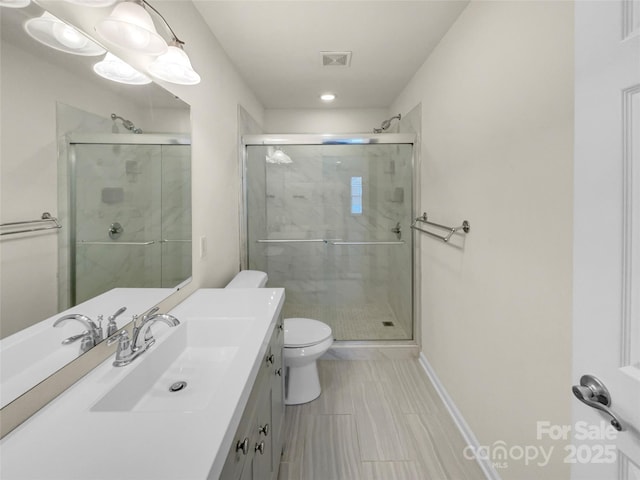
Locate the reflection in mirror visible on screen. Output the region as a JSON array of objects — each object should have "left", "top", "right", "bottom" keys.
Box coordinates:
[
  {"left": 0, "top": 3, "right": 192, "bottom": 408},
  {"left": 63, "top": 127, "right": 191, "bottom": 307}
]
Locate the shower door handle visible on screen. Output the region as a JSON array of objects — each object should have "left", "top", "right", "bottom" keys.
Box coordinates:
[
  {"left": 256, "top": 239, "right": 344, "bottom": 244},
  {"left": 78, "top": 240, "right": 155, "bottom": 246},
  {"left": 257, "top": 239, "right": 326, "bottom": 243},
  {"left": 330, "top": 241, "right": 405, "bottom": 245}
]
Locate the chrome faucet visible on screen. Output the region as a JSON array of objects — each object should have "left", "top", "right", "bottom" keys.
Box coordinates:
[
  {"left": 106, "top": 306, "right": 127, "bottom": 337},
  {"left": 113, "top": 308, "right": 180, "bottom": 367},
  {"left": 54, "top": 314, "right": 102, "bottom": 354}
]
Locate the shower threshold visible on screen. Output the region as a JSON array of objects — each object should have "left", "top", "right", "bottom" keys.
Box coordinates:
[{"left": 322, "top": 340, "right": 420, "bottom": 361}]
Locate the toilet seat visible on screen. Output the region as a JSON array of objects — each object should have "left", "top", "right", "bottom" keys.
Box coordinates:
[{"left": 284, "top": 318, "right": 332, "bottom": 348}]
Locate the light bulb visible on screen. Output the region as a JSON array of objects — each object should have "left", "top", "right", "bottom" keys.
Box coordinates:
[
  {"left": 95, "top": 1, "right": 167, "bottom": 56},
  {"left": 24, "top": 12, "right": 105, "bottom": 56},
  {"left": 147, "top": 44, "right": 200, "bottom": 85},
  {"left": 93, "top": 52, "right": 151, "bottom": 85},
  {"left": 52, "top": 22, "right": 89, "bottom": 49}
]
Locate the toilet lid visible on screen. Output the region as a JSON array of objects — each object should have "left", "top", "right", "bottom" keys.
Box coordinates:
[{"left": 284, "top": 318, "right": 332, "bottom": 347}]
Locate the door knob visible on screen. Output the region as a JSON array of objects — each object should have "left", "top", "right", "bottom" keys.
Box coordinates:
[{"left": 572, "top": 374, "right": 624, "bottom": 431}]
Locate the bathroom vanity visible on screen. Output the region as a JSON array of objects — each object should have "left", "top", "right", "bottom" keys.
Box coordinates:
[
  {"left": 218, "top": 310, "right": 284, "bottom": 480},
  {"left": 0, "top": 288, "right": 285, "bottom": 480}
]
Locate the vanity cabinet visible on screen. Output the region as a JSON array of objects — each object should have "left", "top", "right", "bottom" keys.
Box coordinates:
[
  {"left": 217, "top": 315, "right": 284, "bottom": 480},
  {"left": 270, "top": 316, "right": 285, "bottom": 475}
]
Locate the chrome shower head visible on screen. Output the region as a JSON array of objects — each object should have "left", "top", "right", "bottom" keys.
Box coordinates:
[
  {"left": 111, "top": 113, "right": 143, "bottom": 134},
  {"left": 374, "top": 114, "right": 401, "bottom": 133}
]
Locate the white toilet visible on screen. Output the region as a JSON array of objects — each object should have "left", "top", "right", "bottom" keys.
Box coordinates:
[
  {"left": 225, "top": 269, "right": 268, "bottom": 288},
  {"left": 225, "top": 270, "right": 334, "bottom": 405},
  {"left": 283, "top": 317, "right": 333, "bottom": 405}
]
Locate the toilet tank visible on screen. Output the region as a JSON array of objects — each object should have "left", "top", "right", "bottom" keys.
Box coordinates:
[{"left": 225, "top": 270, "right": 268, "bottom": 288}]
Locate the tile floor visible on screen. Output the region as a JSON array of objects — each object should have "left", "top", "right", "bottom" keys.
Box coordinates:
[
  {"left": 278, "top": 359, "right": 486, "bottom": 480},
  {"left": 282, "top": 303, "right": 411, "bottom": 341}
]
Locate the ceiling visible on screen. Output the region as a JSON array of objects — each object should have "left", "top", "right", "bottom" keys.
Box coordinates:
[{"left": 193, "top": 1, "right": 469, "bottom": 109}]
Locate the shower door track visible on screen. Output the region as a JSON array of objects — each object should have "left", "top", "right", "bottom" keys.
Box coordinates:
[
  {"left": 240, "top": 133, "right": 418, "bottom": 349},
  {"left": 242, "top": 133, "right": 415, "bottom": 146}
]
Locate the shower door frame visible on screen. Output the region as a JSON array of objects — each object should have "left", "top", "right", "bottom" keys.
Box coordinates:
[
  {"left": 240, "top": 133, "right": 420, "bottom": 345},
  {"left": 64, "top": 133, "right": 191, "bottom": 308}
]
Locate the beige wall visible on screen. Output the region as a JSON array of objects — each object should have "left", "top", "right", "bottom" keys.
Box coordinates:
[{"left": 392, "top": 2, "right": 574, "bottom": 479}]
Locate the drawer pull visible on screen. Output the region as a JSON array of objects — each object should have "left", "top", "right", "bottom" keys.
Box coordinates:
[
  {"left": 255, "top": 441, "right": 265, "bottom": 455},
  {"left": 275, "top": 368, "right": 282, "bottom": 377},
  {"left": 266, "top": 354, "right": 275, "bottom": 365},
  {"left": 236, "top": 438, "right": 249, "bottom": 455},
  {"left": 259, "top": 423, "right": 270, "bottom": 436}
]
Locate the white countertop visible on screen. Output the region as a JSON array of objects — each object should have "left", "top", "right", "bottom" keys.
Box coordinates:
[
  {"left": 1, "top": 288, "right": 173, "bottom": 409},
  {"left": 0, "top": 288, "right": 285, "bottom": 480}
]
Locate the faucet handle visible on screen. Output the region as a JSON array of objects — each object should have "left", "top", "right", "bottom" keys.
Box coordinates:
[
  {"left": 116, "top": 330, "right": 130, "bottom": 350},
  {"left": 112, "top": 330, "right": 132, "bottom": 367},
  {"left": 96, "top": 315, "right": 104, "bottom": 341},
  {"left": 141, "top": 306, "right": 160, "bottom": 322},
  {"left": 109, "top": 307, "right": 127, "bottom": 321},
  {"left": 107, "top": 307, "right": 126, "bottom": 337}
]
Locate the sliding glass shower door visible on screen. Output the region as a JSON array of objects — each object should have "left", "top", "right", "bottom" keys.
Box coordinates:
[
  {"left": 70, "top": 136, "right": 191, "bottom": 305},
  {"left": 245, "top": 136, "right": 414, "bottom": 341}
]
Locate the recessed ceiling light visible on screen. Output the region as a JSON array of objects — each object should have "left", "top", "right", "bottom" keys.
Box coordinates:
[{"left": 320, "top": 93, "right": 336, "bottom": 102}]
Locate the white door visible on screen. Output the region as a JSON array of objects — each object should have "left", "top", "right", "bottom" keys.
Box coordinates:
[{"left": 573, "top": 1, "right": 640, "bottom": 479}]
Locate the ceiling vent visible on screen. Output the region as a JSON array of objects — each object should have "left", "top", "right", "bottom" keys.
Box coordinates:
[{"left": 321, "top": 51, "right": 352, "bottom": 67}]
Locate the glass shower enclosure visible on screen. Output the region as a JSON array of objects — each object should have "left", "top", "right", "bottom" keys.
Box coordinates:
[
  {"left": 68, "top": 134, "right": 191, "bottom": 306},
  {"left": 243, "top": 134, "right": 414, "bottom": 341}
]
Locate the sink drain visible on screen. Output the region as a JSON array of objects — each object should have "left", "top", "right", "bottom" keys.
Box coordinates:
[{"left": 169, "top": 381, "right": 187, "bottom": 392}]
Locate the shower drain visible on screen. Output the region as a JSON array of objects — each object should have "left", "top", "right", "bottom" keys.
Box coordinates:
[{"left": 169, "top": 381, "right": 187, "bottom": 392}]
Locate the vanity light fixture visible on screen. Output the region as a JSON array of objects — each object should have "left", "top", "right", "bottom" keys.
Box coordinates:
[
  {"left": 93, "top": 52, "right": 151, "bottom": 85},
  {"left": 94, "top": 0, "right": 201, "bottom": 85},
  {"left": 265, "top": 146, "right": 293, "bottom": 164},
  {"left": 95, "top": 0, "right": 168, "bottom": 56},
  {"left": 24, "top": 12, "right": 106, "bottom": 56},
  {"left": 147, "top": 40, "right": 200, "bottom": 85},
  {"left": 320, "top": 93, "right": 336, "bottom": 102},
  {"left": 0, "top": 0, "right": 30, "bottom": 8}
]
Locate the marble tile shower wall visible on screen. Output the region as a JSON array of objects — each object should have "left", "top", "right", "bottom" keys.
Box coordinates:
[
  {"left": 159, "top": 145, "right": 191, "bottom": 287},
  {"left": 248, "top": 144, "right": 413, "bottom": 339},
  {"left": 386, "top": 145, "right": 413, "bottom": 338},
  {"left": 74, "top": 144, "right": 190, "bottom": 303}
]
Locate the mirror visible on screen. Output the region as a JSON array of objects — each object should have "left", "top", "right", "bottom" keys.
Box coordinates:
[{"left": 0, "top": 3, "right": 192, "bottom": 408}]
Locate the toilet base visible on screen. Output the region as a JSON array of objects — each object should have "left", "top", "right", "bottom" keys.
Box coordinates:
[{"left": 285, "top": 361, "right": 321, "bottom": 405}]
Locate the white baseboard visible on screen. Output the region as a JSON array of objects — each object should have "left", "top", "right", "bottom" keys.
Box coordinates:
[{"left": 418, "top": 352, "right": 501, "bottom": 480}]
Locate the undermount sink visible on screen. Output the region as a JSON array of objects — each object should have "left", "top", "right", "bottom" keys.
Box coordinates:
[{"left": 91, "top": 317, "right": 253, "bottom": 413}]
